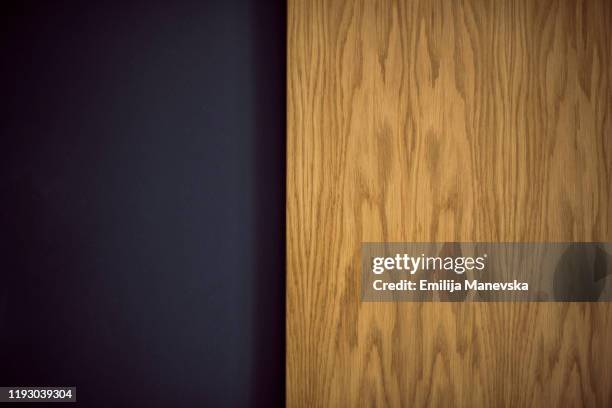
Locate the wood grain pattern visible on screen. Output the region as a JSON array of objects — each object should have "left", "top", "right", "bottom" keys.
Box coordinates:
[{"left": 287, "top": 0, "right": 612, "bottom": 406}]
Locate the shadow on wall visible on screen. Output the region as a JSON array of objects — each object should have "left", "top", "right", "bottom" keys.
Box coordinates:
[{"left": 251, "top": 1, "right": 286, "bottom": 406}]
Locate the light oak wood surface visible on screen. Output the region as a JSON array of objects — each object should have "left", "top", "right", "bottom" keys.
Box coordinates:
[{"left": 287, "top": 0, "right": 612, "bottom": 406}]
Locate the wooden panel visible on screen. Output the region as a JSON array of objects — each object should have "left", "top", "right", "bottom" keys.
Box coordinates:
[{"left": 287, "top": 0, "right": 612, "bottom": 406}]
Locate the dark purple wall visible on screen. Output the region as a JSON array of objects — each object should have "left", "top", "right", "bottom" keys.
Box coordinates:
[{"left": 0, "top": 1, "right": 285, "bottom": 406}]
